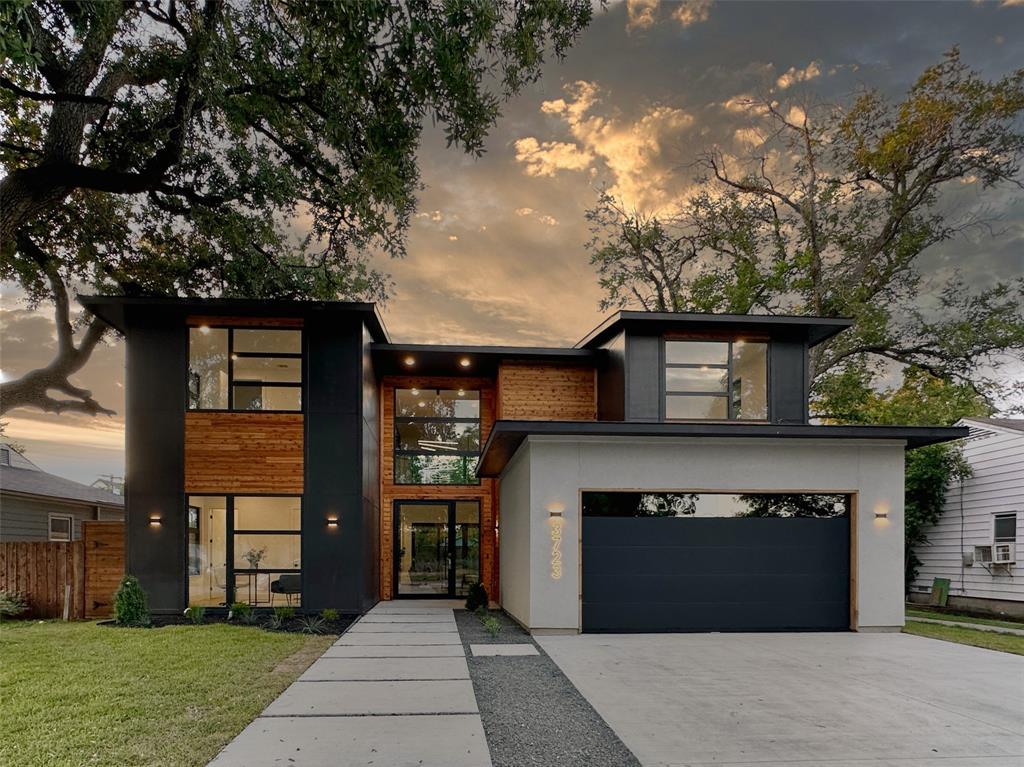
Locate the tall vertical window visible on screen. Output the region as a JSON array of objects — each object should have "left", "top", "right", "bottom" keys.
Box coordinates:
[
  {"left": 188, "top": 327, "right": 302, "bottom": 411},
  {"left": 394, "top": 388, "right": 481, "bottom": 484},
  {"left": 664, "top": 339, "right": 767, "bottom": 420}
]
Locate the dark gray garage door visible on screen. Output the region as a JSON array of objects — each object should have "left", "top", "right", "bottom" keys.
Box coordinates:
[{"left": 582, "top": 492, "right": 851, "bottom": 632}]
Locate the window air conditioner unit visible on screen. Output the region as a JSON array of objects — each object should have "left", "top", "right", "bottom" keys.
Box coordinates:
[
  {"left": 993, "top": 543, "right": 1016, "bottom": 565},
  {"left": 974, "top": 545, "right": 993, "bottom": 565}
]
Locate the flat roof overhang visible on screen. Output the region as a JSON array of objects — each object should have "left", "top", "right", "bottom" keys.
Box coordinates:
[
  {"left": 576, "top": 311, "right": 854, "bottom": 349},
  {"left": 476, "top": 420, "right": 969, "bottom": 477},
  {"left": 372, "top": 344, "right": 602, "bottom": 377},
  {"left": 78, "top": 296, "right": 389, "bottom": 342}
]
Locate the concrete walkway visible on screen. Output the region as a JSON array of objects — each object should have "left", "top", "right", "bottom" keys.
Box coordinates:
[{"left": 210, "top": 601, "right": 492, "bottom": 767}]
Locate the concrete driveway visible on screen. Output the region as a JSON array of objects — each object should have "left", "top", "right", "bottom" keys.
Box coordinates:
[{"left": 538, "top": 632, "right": 1024, "bottom": 767}]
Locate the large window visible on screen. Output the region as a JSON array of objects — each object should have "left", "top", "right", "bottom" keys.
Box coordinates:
[
  {"left": 664, "top": 339, "right": 767, "bottom": 420},
  {"left": 582, "top": 491, "right": 849, "bottom": 518},
  {"left": 186, "top": 495, "right": 301, "bottom": 608},
  {"left": 188, "top": 327, "right": 302, "bottom": 411},
  {"left": 394, "top": 388, "right": 481, "bottom": 484}
]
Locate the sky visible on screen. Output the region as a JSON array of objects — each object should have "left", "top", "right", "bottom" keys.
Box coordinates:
[{"left": 2, "top": 0, "right": 1022, "bottom": 483}]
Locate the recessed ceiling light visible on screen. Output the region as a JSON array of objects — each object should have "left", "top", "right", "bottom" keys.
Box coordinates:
[
  {"left": 459, "top": 357, "right": 471, "bottom": 368},
  {"left": 198, "top": 325, "right": 211, "bottom": 335},
  {"left": 404, "top": 356, "right": 415, "bottom": 367},
  {"left": 457, "top": 389, "right": 465, "bottom": 396},
  {"left": 411, "top": 388, "right": 420, "bottom": 395}
]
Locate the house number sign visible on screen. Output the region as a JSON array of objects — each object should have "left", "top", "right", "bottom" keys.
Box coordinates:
[{"left": 550, "top": 518, "right": 563, "bottom": 580}]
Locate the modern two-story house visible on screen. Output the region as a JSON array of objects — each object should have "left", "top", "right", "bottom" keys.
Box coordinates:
[{"left": 81, "top": 297, "right": 964, "bottom": 633}]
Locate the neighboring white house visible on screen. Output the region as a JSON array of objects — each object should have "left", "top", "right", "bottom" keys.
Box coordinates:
[{"left": 910, "top": 417, "right": 1024, "bottom": 616}]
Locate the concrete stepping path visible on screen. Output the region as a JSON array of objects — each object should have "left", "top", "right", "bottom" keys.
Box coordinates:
[{"left": 209, "top": 602, "right": 492, "bottom": 767}]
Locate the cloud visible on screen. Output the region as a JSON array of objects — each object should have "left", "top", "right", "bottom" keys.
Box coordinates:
[
  {"left": 625, "top": 0, "right": 658, "bottom": 30},
  {"left": 414, "top": 210, "right": 444, "bottom": 222},
  {"left": 672, "top": 0, "right": 712, "bottom": 27},
  {"left": 448, "top": 235, "right": 458, "bottom": 241},
  {"left": 538, "top": 215, "right": 559, "bottom": 226},
  {"left": 775, "top": 61, "right": 822, "bottom": 90},
  {"left": 513, "top": 137, "right": 595, "bottom": 177},
  {"left": 517, "top": 81, "right": 694, "bottom": 211},
  {"left": 626, "top": 0, "right": 712, "bottom": 31},
  {"left": 515, "top": 207, "right": 535, "bottom": 216}
]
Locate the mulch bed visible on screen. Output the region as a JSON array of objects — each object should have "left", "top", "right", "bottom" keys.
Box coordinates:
[{"left": 99, "top": 612, "right": 355, "bottom": 634}]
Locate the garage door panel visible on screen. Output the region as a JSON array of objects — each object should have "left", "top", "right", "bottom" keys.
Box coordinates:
[
  {"left": 582, "top": 516, "right": 850, "bottom": 632},
  {"left": 583, "top": 572, "right": 848, "bottom": 604},
  {"left": 583, "top": 545, "right": 842, "bottom": 576},
  {"left": 582, "top": 599, "right": 850, "bottom": 632}
]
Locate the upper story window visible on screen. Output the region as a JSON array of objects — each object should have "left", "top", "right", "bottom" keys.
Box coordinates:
[
  {"left": 664, "top": 339, "right": 767, "bottom": 420},
  {"left": 394, "top": 388, "right": 480, "bottom": 484},
  {"left": 188, "top": 327, "right": 302, "bottom": 411}
]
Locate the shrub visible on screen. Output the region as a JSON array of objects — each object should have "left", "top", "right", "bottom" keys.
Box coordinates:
[
  {"left": 273, "top": 605, "right": 295, "bottom": 620},
  {"left": 320, "top": 608, "right": 340, "bottom": 622},
  {"left": 482, "top": 615, "right": 501, "bottom": 637},
  {"left": 229, "top": 602, "right": 253, "bottom": 622},
  {"left": 114, "top": 575, "right": 150, "bottom": 627},
  {"left": 185, "top": 605, "right": 206, "bottom": 625},
  {"left": 299, "top": 615, "right": 327, "bottom": 635},
  {"left": 465, "top": 582, "right": 488, "bottom": 611},
  {"left": 0, "top": 590, "right": 28, "bottom": 618}
]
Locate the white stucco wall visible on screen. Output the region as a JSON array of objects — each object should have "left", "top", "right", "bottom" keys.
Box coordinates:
[
  {"left": 499, "top": 436, "right": 907, "bottom": 632},
  {"left": 498, "top": 445, "right": 531, "bottom": 627}
]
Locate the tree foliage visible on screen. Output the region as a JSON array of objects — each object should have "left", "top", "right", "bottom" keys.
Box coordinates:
[
  {"left": 0, "top": 0, "right": 592, "bottom": 416},
  {"left": 586, "top": 49, "right": 1024, "bottom": 410}
]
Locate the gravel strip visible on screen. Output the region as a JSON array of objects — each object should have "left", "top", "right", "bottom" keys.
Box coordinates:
[{"left": 455, "top": 609, "right": 640, "bottom": 767}]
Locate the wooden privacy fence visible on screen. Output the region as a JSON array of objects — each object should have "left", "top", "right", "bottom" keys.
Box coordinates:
[{"left": 0, "top": 521, "right": 124, "bottom": 619}]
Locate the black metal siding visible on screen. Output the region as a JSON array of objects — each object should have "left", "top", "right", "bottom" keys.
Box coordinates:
[
  {"left": 582, "top": 517, "right": 849, "bottom": 631},
  {"left": 597, "top": 331, "right": 626, "bottom": 421},
  {"left": 124, "top": 310, "right": 187, "bottom": 612},
  {"left": 303, "top": 319, "right": 365, "bottom": 612},
  {"left": 769, "top": 339, "right": 808, "bottom": 424}
]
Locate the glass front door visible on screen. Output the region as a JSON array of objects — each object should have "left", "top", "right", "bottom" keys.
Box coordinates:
[{"left": 395, "top": 500, "right": 480, "bottom": 598}]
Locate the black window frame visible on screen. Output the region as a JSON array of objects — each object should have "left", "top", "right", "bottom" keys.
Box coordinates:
[
  {"left": 994, "top": 512, "right": 1017, "bottom": 542},
  {"left": 663, "top": 338, "right": 768, "bottom": 421},
  {"left": 184, "top": 493, "right": 302, "bottom": 608},
  {"left": 393, "top": 388, "right": 482, "bottom": 486},
  {"left": 187, "top": 326, "right": 303, "bottom": 413}
]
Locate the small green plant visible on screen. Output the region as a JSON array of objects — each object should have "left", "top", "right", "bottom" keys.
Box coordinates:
[
  {"left": 0, "top": 590, "right": 28, "bottom": 618},
  {"left": 465, "top": 581, "right": 488, "bottom": 611},
  {"left": 298, "top": 615, "right": 327, "bottom": 635},
  {"left": 482, "top": 615, "right": 501, "bottom": 637},
  {"left": 273, "top": 605, "right": 295, "bottom": 621},
  {"left": 265, "top": 613, "right": 284, "bottom": 630},
  {"left": 320, "top": 608, "right": 339, "bottom": 622},
  {"left": 113, "top": 575, "right": 150, "bottom": 627},
  {"left": 229, "top": 602, "right": 253, "bottom": 622},
  {"left": 185, "top": 605, "right": 206, "bottom": 625}
]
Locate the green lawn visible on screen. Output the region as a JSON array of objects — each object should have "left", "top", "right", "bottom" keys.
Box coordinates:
[
  {"left": 0, "top": 620, "right": 333, "bottom": 767},
  {"left": 903, "top": 620, "right": 1024, "bottom": 656},
  {"left": 906, "top": 607, "right": 1024, "bottom": 631}
]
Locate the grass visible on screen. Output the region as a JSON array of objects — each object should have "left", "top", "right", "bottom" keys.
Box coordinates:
[
  {"left": 0, "top": 620, "right": 333, "bottom": 767},
  {"left": 906, "top": 607, "right": 1024, "bottom": 631},
  {"left": 903, "top": 620, "right": 1024, "bottom": 656}
]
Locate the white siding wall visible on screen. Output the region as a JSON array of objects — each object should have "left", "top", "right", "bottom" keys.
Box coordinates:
[
  {"left": 498, "top": 446, "right": 531, "bottom": 627},
  {"left": 911, "top": 425, "right": 1024, "bottom": 602}
]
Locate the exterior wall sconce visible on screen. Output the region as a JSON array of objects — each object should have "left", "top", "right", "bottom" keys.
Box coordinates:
[
  {"left": 149, "top": 515, "right": 162, "bottom": 526},
  {"left": 326, "top": 517, "right": 339, "bottom": 528},
  {"left": 403, "top": 356, "right": 415, "bottom": 367},
  {"left": 873, "top": 503, "right": 890, "bottom": 527}
]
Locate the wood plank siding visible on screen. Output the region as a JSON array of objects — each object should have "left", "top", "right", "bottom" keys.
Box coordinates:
[
  {"left": 379, "top": 376, "right": 497, "bottom": 600},
  {"left": 497, "top": 361, "right": 597, "bottom": 421},
  {"left": 184, "top": 412, "right": 304, "bottom": 494}
]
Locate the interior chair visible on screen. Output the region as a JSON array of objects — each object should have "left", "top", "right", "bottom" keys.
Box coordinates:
[{"left": 270, "top": 574, "right": 301, "bottom": 606}]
